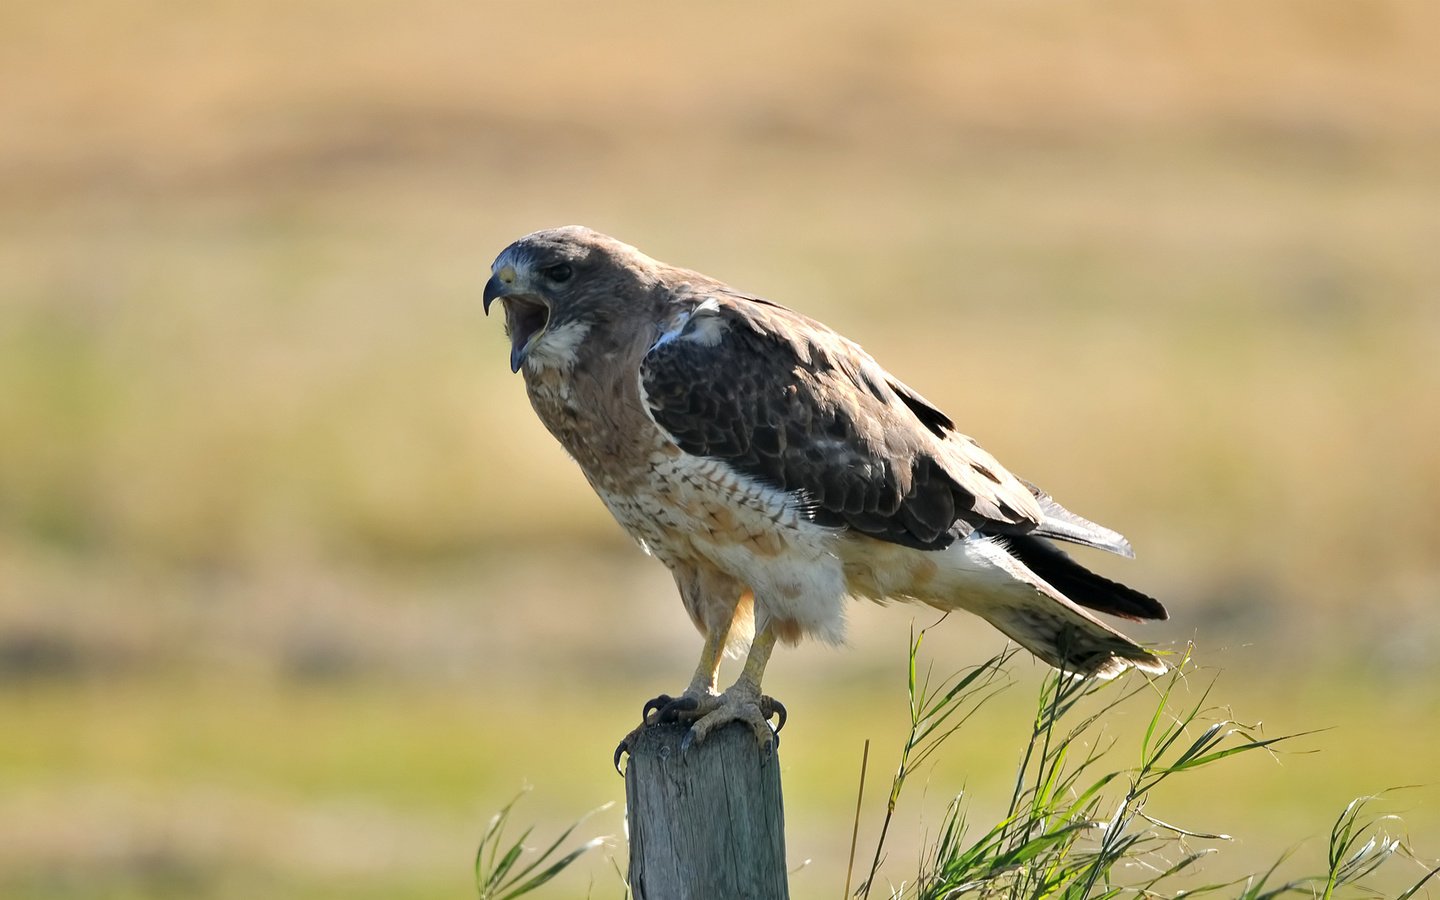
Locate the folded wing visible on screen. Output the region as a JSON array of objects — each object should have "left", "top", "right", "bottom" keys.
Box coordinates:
[{"left": 638, "top": 291, "right": 1044, "bottom": 550}]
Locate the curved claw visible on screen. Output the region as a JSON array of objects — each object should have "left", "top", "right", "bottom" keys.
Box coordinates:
[
  {"left": 766, "top": 696, "right": 787, "bottom": 733},
  {"left": 644, "top": 693, "right": 707, "bottom": 725},
  {"left": 622, "top": 690, "right": 784, "bottom": 768},
  {"left": 642, "top": 693, "right": 703, "bottom": 724},
  {"left": 641, "top": 694, "right": 676, "bottom": 722},
  {"left": 657, "top": 695, "right": 699, "bottom": 723}
]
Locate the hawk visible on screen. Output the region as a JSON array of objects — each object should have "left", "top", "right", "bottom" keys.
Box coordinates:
[{"left": 482, "top": 226, "right": 1166, "bottom": 760}]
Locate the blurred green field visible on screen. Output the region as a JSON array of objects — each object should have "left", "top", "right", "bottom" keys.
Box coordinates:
[{"left": 2, "top": 0, "right": 1439, "bottom": 897}]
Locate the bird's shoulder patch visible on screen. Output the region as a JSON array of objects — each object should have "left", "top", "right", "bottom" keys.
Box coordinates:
[
  {"left": 637, "top": 290, "right": 1038, "bottom": 551},
  {"left": 651, "top": 296, "right": 731, "bottom": 353}
]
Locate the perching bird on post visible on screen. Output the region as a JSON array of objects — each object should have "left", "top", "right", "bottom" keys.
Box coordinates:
[{"left": 482, "top": 226, "right": 1167, "bottom": 760}]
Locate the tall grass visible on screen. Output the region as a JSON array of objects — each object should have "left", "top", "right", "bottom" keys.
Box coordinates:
[{"left": 854, "top": 634, "right": 1439, "bottom": 899}]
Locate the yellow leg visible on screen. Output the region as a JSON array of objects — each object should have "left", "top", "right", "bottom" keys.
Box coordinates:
[
  {"left": 684, "top": 627, "right": 727, "bottom": 696},
  {"left": 732, "top": 623, "right": 778, "bottom": 695},
  {"left": 616, "top": 619, "right": 784, "bottom": 772},
  {"left": 680, "top": 623, "right": 786, "bottom": 754}
]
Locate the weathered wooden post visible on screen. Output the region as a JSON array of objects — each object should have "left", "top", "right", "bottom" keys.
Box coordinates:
[{"left": 625, "top": 722, "right": 789, "bottom": 899}]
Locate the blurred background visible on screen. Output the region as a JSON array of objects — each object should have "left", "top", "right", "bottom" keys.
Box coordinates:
[{"left": 2, "top": 1, "right": 1438, "bottom": 897}]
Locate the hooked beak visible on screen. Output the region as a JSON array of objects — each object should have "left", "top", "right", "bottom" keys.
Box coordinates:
[
  {"left": 482, "top": 266, "right": 516, "bottom": 315},
  {"left": 483, "top": 267, "right": 549, "bottom": 373}
]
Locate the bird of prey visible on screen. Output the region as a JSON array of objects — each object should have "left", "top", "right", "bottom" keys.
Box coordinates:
[{"left": 482, "top": 226, "right": 1166, "bottom": 759}]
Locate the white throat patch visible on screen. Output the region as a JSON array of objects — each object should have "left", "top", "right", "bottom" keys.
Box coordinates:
[{"left": 525, "top": 320, "right": 591, "bottom": 372}]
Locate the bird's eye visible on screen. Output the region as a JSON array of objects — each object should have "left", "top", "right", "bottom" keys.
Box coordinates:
[{"left": 542, "top": 263, "right": 572, "bottom": 283}]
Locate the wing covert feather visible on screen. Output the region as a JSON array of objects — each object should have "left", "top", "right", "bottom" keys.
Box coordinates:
[{"left": 638, "top": 294, "right": 1041, "bottom": 550}]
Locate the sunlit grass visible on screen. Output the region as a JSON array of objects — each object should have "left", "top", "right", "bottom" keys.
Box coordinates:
[{"left": 852, "top": 639, "right": 1440, "bottom": 898}]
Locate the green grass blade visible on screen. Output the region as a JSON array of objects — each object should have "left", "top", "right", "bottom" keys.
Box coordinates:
[
  {"left": 482, "top": 827, "right": 533, "bottom": 894},
  {"left": 498, "top": 837, "right": 606, "bottom": 899}
]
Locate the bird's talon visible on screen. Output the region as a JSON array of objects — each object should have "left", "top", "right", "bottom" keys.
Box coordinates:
[
  {"left": 642, "top": 693, "right": 706, "bottom": 725},
  {"left": 767, "top": 697, "right": 788, "bottom": 732},
  {"left": 641, "top": 694, "right": 675, "bottom": 723},
  {"left": 658, "top": 695, "right": 699, "bottom": 723},
  {"left": 620, "top": 689, "right": 787, "bottom": 761}
]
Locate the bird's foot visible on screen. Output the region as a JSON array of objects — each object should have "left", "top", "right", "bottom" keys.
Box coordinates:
[
  {"left": 613, "top": 688, "right": 786, "bottom": 773},
  {"left": 614, "top": 688, "right": 715, "bottom": 773},
  {"left": 640, "top": 690, "right": 716, "bottom": 725},
  {"left": 680, "top": 686, "right": 786, "bottom": 758}
]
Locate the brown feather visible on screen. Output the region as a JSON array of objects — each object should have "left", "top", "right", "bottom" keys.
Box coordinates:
[{"left": 640, "top": 291, "right": 1042, "bottom": 551}]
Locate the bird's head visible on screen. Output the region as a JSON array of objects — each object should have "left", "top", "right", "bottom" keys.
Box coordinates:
[{"left": 483, "top": 225, "right": 659, "bottom": 374}]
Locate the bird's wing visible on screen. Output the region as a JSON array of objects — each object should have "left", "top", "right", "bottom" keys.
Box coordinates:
[
  {"left": 638, "top": 290, "right": 1044, "bottom": 550},
  {"left": 1021, "top": 482, "right": 1134, "bottom": 558}
]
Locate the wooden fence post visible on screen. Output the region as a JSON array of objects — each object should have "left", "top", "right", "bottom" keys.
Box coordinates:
[{"left": 625, "top": 721, "right": 790, "bottom": 899}]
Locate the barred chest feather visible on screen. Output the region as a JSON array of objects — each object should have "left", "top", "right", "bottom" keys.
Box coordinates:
[{"left": 522, "top": 360, "right": 836, "bottom": 573}]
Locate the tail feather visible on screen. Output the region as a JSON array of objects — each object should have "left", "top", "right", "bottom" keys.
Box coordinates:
[
  {"left": 942, "top": 537, "right": 1166, "bottom": 678},
  {"left": 979, "top": 600, "right": 1167, "bottom": 678},
  {"left": 1003, "top": 534, "right": 1168, "bottom": 622}
]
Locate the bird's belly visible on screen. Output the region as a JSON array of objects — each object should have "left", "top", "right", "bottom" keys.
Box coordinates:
[{"left": 598, "top": 451, "right": 849, "bottom": 644}]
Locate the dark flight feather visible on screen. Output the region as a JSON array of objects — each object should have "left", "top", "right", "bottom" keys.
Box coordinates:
[{"left": 999, "top": 534, "right": 1167, "bottom": 621}]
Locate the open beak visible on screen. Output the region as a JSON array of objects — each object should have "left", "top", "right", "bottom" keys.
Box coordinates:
[{"left": 483, "top": 270, "right": 549, "bottom": 373}]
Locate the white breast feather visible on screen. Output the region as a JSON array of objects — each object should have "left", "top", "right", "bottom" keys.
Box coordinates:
[{"left": 673, "top": 453, "right": 849, "bottom": 645}]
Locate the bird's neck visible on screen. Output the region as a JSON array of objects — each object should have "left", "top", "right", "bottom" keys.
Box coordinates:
[{"left": 521, "top": 330, "right": 660, "bottom": 491}]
